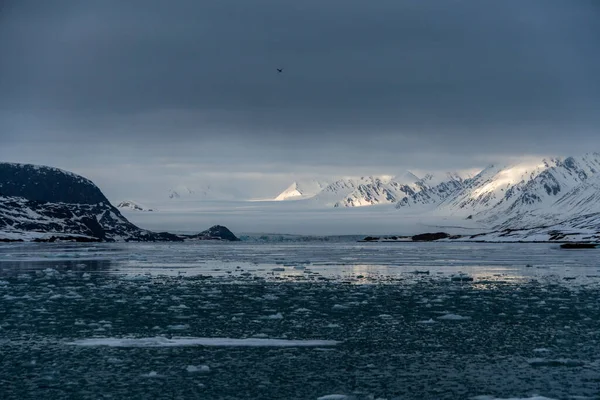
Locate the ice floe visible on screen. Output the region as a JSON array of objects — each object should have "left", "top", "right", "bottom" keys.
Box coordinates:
[
  {"left": 473, "top": 396, "right": 557, "bottom": 400},
  {"left": 186, "top": 365, "right": 210, "bottom": 373},
  {"left": 67, "top": 337, "right": 339, "bottom": 347},
  {"left": 437, "top": 313, "right": 471, "bottom": 321}
]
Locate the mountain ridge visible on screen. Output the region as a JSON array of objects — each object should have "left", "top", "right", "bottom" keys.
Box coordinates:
[{"left": 0, "top": 162, "right": 238, "bottom": 242}]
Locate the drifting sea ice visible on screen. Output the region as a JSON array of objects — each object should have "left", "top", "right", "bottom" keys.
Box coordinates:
[
  {"left": 437, "top": 313, "right": 471, "bottom": 320},
  {"left": 186, "top": 365, "right": 210, "bottom": 373},
  {"left": 473, "top": 396, "right": 557, "bottom": 400},
  {"left": 3, "top": 241, "right": 600, "bottom": 399},
  {"left": 67, "top": 337, "right": 340, "bottom": 347}
]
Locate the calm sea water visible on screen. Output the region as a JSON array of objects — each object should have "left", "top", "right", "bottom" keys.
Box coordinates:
[{"left": 1, "top": 242, "right": 599, "bottom": 399}]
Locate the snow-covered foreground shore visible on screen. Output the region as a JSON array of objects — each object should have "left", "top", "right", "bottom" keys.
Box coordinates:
[{"left": 1, "top": 242, "right": 599, "bottom": 399}]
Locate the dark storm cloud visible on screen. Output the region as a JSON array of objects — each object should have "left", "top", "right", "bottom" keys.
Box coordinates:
[{"left": 1, "top": 0, "right": 600, "bottom": 168}]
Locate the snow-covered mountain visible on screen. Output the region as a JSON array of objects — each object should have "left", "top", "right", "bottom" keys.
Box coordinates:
[
  {"left": 0, "top": 163, "right": 239, "bottom": 242},
  {"left": 274, "top": 180, "right": 329, "bottom": 201},
  {"left": 427, "top": 153, "right": 600, "bottom": 230},
  {"left": 117, "top": 200, "right": 155, "bottom": 212},
  {"left": 312, "top": 176, "right": 397, "bottom": 207},
  {"left": 106, "top": 152, "right": 600, "bottom": 240},
  {"left": 279, "top": 172, "right": 466, "bottom": 208},
  {"left": 290, "top": 173, "right": 423, "bottom": 208},
  {"left": 168, "top": 186, "right": 195, "bottom": 199},
  {"left": 396, "top": 173, "right": 466, "bottom": 209},
  {"left": 0, "top": 163, "right": 179, "bottom": 242},
  {"left": 553, "top": 173, "right": 600, "bottom": 216},
  {"left": 167, "top": 183, "right": 246, "bottom": 201},
  {"left": 267, "top": 153, "right": 600, "bottom": 237}
]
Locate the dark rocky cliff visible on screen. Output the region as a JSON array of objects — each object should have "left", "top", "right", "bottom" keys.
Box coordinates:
[{"left": 0, "top": 163, "right": 180, "bottom": 242}]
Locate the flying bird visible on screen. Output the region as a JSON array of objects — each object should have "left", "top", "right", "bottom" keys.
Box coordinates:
[{"left": 277, "top": 68, "right": 283, "bottom": 73}]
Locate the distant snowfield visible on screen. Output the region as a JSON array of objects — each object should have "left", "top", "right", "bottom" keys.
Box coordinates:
[{"left": 121, "top": 200, "right": 485, "bottom": 235}]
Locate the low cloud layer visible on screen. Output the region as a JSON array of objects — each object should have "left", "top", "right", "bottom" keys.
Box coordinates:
[{"left": 1, "top": 0, "right": 599, "bottom": 200}]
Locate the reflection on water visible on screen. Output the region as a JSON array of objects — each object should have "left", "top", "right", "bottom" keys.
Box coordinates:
[{"left": 1, "top": 241, "right": 598, "bottom": 283}]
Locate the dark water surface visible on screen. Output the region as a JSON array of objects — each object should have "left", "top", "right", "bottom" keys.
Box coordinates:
[{"left": 1, "top": 242, "right": 599, "bottom": 399}]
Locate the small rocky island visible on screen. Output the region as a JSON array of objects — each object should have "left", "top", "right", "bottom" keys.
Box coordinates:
[
  {"left": 0, "top": 163, "right": 238, "bottom": 242},
  {"left": 360, "top": 232, "right": 459, "bottom": 242}
]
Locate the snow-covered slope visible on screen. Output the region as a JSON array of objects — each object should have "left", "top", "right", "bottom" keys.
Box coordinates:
[
  {"left": 432, "top": 153, "right": 600, "bottom": 230},
  {"left": 268, "top": 152, "right": 600, "bottom": 237},
  {"left": 107, "top": 152, "right": 600, "bottom": 240},
  {"left": 307, "top": 173, "right": 425, "bottom": 208},
  {"left": 168, "top": 183, "right": 247, "bottom": 202},
  {"left": 117, "top": 200, "right": 155, "bottom": 212},
  {"left": 0, "top": 163, "right": 179, "bottom": 242},
  {"left": 553, "top": 173, "right": 600, "bottom": 216},
  {"left": 274, "top": 172, "right": 467, "bottom": 209},
  {"left": 274, "top": 180, "right": 328, "bottom": 201},
  {"left": 458, "top": 211, "right": 600, "bottom": 243},
  {"left": 396, "top": 173, "right": 466, "bottom": 209}
]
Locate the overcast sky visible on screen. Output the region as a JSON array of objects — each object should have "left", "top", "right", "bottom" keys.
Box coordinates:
[{"left": 1, "top": 0, "right": 599, "bottom": 201}]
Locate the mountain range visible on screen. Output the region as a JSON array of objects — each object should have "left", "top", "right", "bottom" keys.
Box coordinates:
[
  {"left": 261, "top": 154, "right": 600, "bottom": 232},
  {"left": 112, "top": 152, "right": 600, "bottom": 239}
]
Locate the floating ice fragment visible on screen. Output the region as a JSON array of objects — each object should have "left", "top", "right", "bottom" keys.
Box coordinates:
[
  {"left": 167, "top": 324, "right": 189, "bottom": 330},
  {"left": 417, "top": 319, "right": 436, "bottom": 324},
  {"left": 437, "top": 313, "right": 471, "bottom": 321},
  {"left": 473, "top": 396, "right": 557, "bottom": 400},
  {"left": 186, "top": 365, "right": 210, "bottom": 373},
  {"left": 68, "top": 337, "right": 339, "bottom": 347},
  {"left": 317, "top": 395, "right": 349, "bottom": 400},
  {"left": 263, "top": 313, "right": 283, "bottom": 320},
  {"left": 43, "top": 268, "right": 58, "bottom": 274},
  {"left": 533, "top": 348, "right": 551, "bottom": 353}
]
